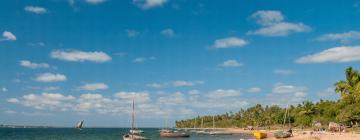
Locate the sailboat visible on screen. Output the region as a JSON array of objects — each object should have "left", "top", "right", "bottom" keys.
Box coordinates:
[
  {"left": 123, "top": 100, "right": 149, "bottom": 140},
  {"left": 75, "top": 120, "right": 84, "bottom": 130}
]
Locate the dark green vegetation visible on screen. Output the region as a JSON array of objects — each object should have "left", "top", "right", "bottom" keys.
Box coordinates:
[{"left": 176, "top": 67, "right": 360, "bottom": 128}]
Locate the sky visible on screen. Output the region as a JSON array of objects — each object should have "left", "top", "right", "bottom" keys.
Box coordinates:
[{"left": 1, "top": 0, "right": 360, "bottom": 127}]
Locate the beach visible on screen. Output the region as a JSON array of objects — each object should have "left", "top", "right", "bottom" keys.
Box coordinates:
[{"left": 224, "top": 128, "right": 360, "bottom": 140}]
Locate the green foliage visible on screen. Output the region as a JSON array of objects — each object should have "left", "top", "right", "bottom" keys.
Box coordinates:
[{"left": 176, "top": 67, "right": 360, "bottom": 128}]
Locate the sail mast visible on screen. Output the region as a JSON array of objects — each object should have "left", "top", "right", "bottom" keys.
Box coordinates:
[{"left": 132, "top": 99, "right": 135, "bottom": 130}]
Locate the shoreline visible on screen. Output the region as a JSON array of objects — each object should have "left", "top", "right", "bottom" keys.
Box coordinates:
[{"left": 222, "top": 128, "right": 360, "bottom": 140}]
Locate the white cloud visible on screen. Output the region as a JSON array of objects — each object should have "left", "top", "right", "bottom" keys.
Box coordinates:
[
  {"left": 133, "top": 57, "right": 146, "bottom": 63},
  {"left": 43, "top": 86, "right": 60, "bottom": 91},
  {"left": 4, "top": 110, "right": 17, "bottom": 114},
  {"left": 213, "top": 37, "right": 248, "bottom": 48},
  {"left": 9, "top": 93, "right": 75, "bottom": 111},
  {"left": 247, "top": 87, "right": 261, "bottom": 93},
  {"left": 50, "top": 50, "right": 111, "bottom": 63},
  {"left": 114, "top": 91, "right": 151, "bottom": 103},
  {"left": 126, "top": 29, "right": 140, "bottom": 38},
  {"left": 272, "top": 83, "right": 307, "bottom": 94},
  {"left": 158, "top": 92, "right": 186, "bottom": 105},
  {"left": 247, "top": 10, "right": 311, "bottom": 37},
  {"left": 250, "top": 10, "right": 284, "bottom": 26},
  {"left": 221, "top": 60, "right": 242, "bottom": 67},
  {"left": 147, "top": 80, "right": 203, "bottom": 88},
  {"left": 146, "top": 83, "right": 166, "bottom": 88},
  {"left": 78, "top": 83, "right": 108, "bottom": 91},
  {"left": 172, "top": 80, "right": 204, "bottom": 87},
  {"left": 207, "top": 89, "right": 241, "bottom": 98},
  {"left": 161, "top": 28, "right": 175, "bottom": 37},
  {"left": 317, "top": 31, "right": 360, "bottom": 43},
  {"left": 24, "top": 6, "right": 47, "bottom": 14},
  {"left": 35, "top": 73, "right": 67, "bottom": 82},
  {"left": 19, "top": 60, "right": 50, "bottom": 69},
  {"left": 295, "top": 46, "right": 360, "bottom": 64},
  {"left": 133, "top": 0, "right": 167, "bottom": 10},
  {"left": 248, "top": 22, "right": 311, "bottom": 37},
  {"left": 2, "top": 87, "right": 8, "bottom": 92},
  {"left": 273, "top": 69, "right": 294, "bottom": 75},
  {"left": 2, "top": 31, "right": 16, "bottom": 41},
  {"left": 85, "top": 0, "right": 106, "bottom": 5}
]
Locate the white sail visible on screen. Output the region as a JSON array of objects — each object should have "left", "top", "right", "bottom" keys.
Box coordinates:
[{"left": 76, "top": 120, "right": 84, "bottom": 129}]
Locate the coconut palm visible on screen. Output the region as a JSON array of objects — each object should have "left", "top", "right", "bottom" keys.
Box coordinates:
[{"left": 335, "top": 67, "right": 360, "bottom": 104}]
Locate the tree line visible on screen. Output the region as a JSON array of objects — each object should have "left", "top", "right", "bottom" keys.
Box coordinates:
[{"left": 176, "top": 67, "right": 360, "bottom": 128}]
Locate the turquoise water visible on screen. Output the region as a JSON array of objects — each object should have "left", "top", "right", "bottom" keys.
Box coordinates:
[{"left": 0, "top": 128, "right": 254, "bottom": 140}]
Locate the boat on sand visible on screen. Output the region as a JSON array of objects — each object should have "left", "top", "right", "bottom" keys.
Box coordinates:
[{"left": 253, "top": 132, "right": 267, "bottom": 139}]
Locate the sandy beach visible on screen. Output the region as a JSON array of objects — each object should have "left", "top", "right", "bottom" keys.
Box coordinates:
[{"left": 223, "top": 128, "right": 360, "bottom": 140}]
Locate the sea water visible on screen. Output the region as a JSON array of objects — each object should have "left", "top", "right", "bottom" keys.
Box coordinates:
[{"left": 0, "top": 128, "right": 254, "bottom": 140}]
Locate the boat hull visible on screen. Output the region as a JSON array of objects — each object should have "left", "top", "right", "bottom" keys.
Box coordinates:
[
  {"left": 160, "top": 132, "right": 190, "bottom": 138},
  {"left": 253, "top": 132, "right": 267, "bottom": 139},
  {"left": 123, "top": 134, "right": 149, "bottom": 140}
]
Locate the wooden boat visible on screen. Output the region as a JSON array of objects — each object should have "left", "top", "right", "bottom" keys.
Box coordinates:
[
  {"left": 160, "top": 132, "right": 190, "bottom": 138},
  {"left": 253, "top": 132, "right": 267, "bottom": 139},
  {"left": 123, "top": 100, "right": 149, "bottom": 140},
  {"left": 273, "top": 131, "right": 291, "bottom": 138},
  {"left": 123, "top": 134, "right": 149, "bottom": 140}
]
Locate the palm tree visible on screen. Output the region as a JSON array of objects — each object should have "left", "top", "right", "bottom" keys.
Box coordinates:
[{"left": 335, "top": 67, "right": 360, "bottom": 104}]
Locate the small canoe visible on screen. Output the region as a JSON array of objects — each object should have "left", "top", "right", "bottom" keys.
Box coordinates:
[
  {"left": 253, "top": 132, "right": 267, "bottom": 139},
  {"left": 273, "top": 131, "right": 291, "bottom": 138}
]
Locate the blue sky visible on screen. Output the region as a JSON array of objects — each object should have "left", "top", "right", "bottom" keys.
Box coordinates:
[{"left": 1, "top": 0, "right": 360, "bottom": 127}]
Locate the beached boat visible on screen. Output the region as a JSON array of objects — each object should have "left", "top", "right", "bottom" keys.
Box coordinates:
[
  {"left": 253, "top": 132, "right": 267, "bottom": 139},
  {"left": 75, "top": 120, "right": 84, "bottom": 130},
  {"left": 273, "top": 131, "right": 291, "bottom": 138},
  {"left": 123, "top": 100, "right": 149, "bottom": 140},
  {"left": 160, "top": 131, "right": 190, "bottom": 138}
]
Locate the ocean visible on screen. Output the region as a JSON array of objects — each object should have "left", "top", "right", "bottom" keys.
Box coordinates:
[{"left": 0, "top": 128, "right": 254, "bottom": 140}]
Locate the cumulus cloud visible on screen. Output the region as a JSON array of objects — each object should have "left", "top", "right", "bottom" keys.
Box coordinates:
[
  {"left": 172, "top": 80, "right": 204, "bottom": 87},
  {"left": 160, "top": 28, "right": 175, "bottom": 37},
  {"left": 24, "top": 6, "right": 47, "bottom": 14},
  {"left": 50, "top": 50, "right": 111, "bottom": 63},
  {"left": 158, "top": 92, "right": 186, "bottom": 105},
  {"left": 19, "top": 60, "right": 50, "bottom": 69},
  {"left": 114, "top": 91, "right": 151, "bottom": 103},
  {"left": 78, "top": 83, "right": 108, "bottom": 91},
  {"left": 133, "top": 0, "right": 167, "bottom": 10},
  {"left": 273, "top": 69, "right": 294, "bottom": 75},
  {"left": 213, "top": 37, "right": 248, "bottom": 48},
  {"left": 272, "top": 83, "right": 307, "bottom": 95},
  {"left": 8, "top": 93, "right": 75, "bottom": 111},
  {"left": 247, "top": 87, "right": 261, "bottom": 93},
  {"left": 85, "top": 0, "right": 106, "bottom": 5},
  {"left": 35, "top": 73, "right": 66, "bottom": 82},
  {"left": 317, "top": 31, "right": 360, "bottom": 43},
  {"left": 247, "top": 10, "right": 311, "bottom": 36},
  {"left": 147, "top": 80, "right": 204, "bottom": 88},
  {"left": 221, "top": 60, "right": 242, "bottom": 67},
  {"left": 2, "top": 31, "right": 16, "bottom": 41},
  {"left": 295, "top": 46, "right": 360, "bottom": 64},
  {"left": 207, "top": 89, "right": 241, "bottom": 98}
]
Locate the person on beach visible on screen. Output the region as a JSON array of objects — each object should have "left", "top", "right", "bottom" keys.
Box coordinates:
[{"left": 287, "top": 128, "right": 293, "bottom": 137}]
